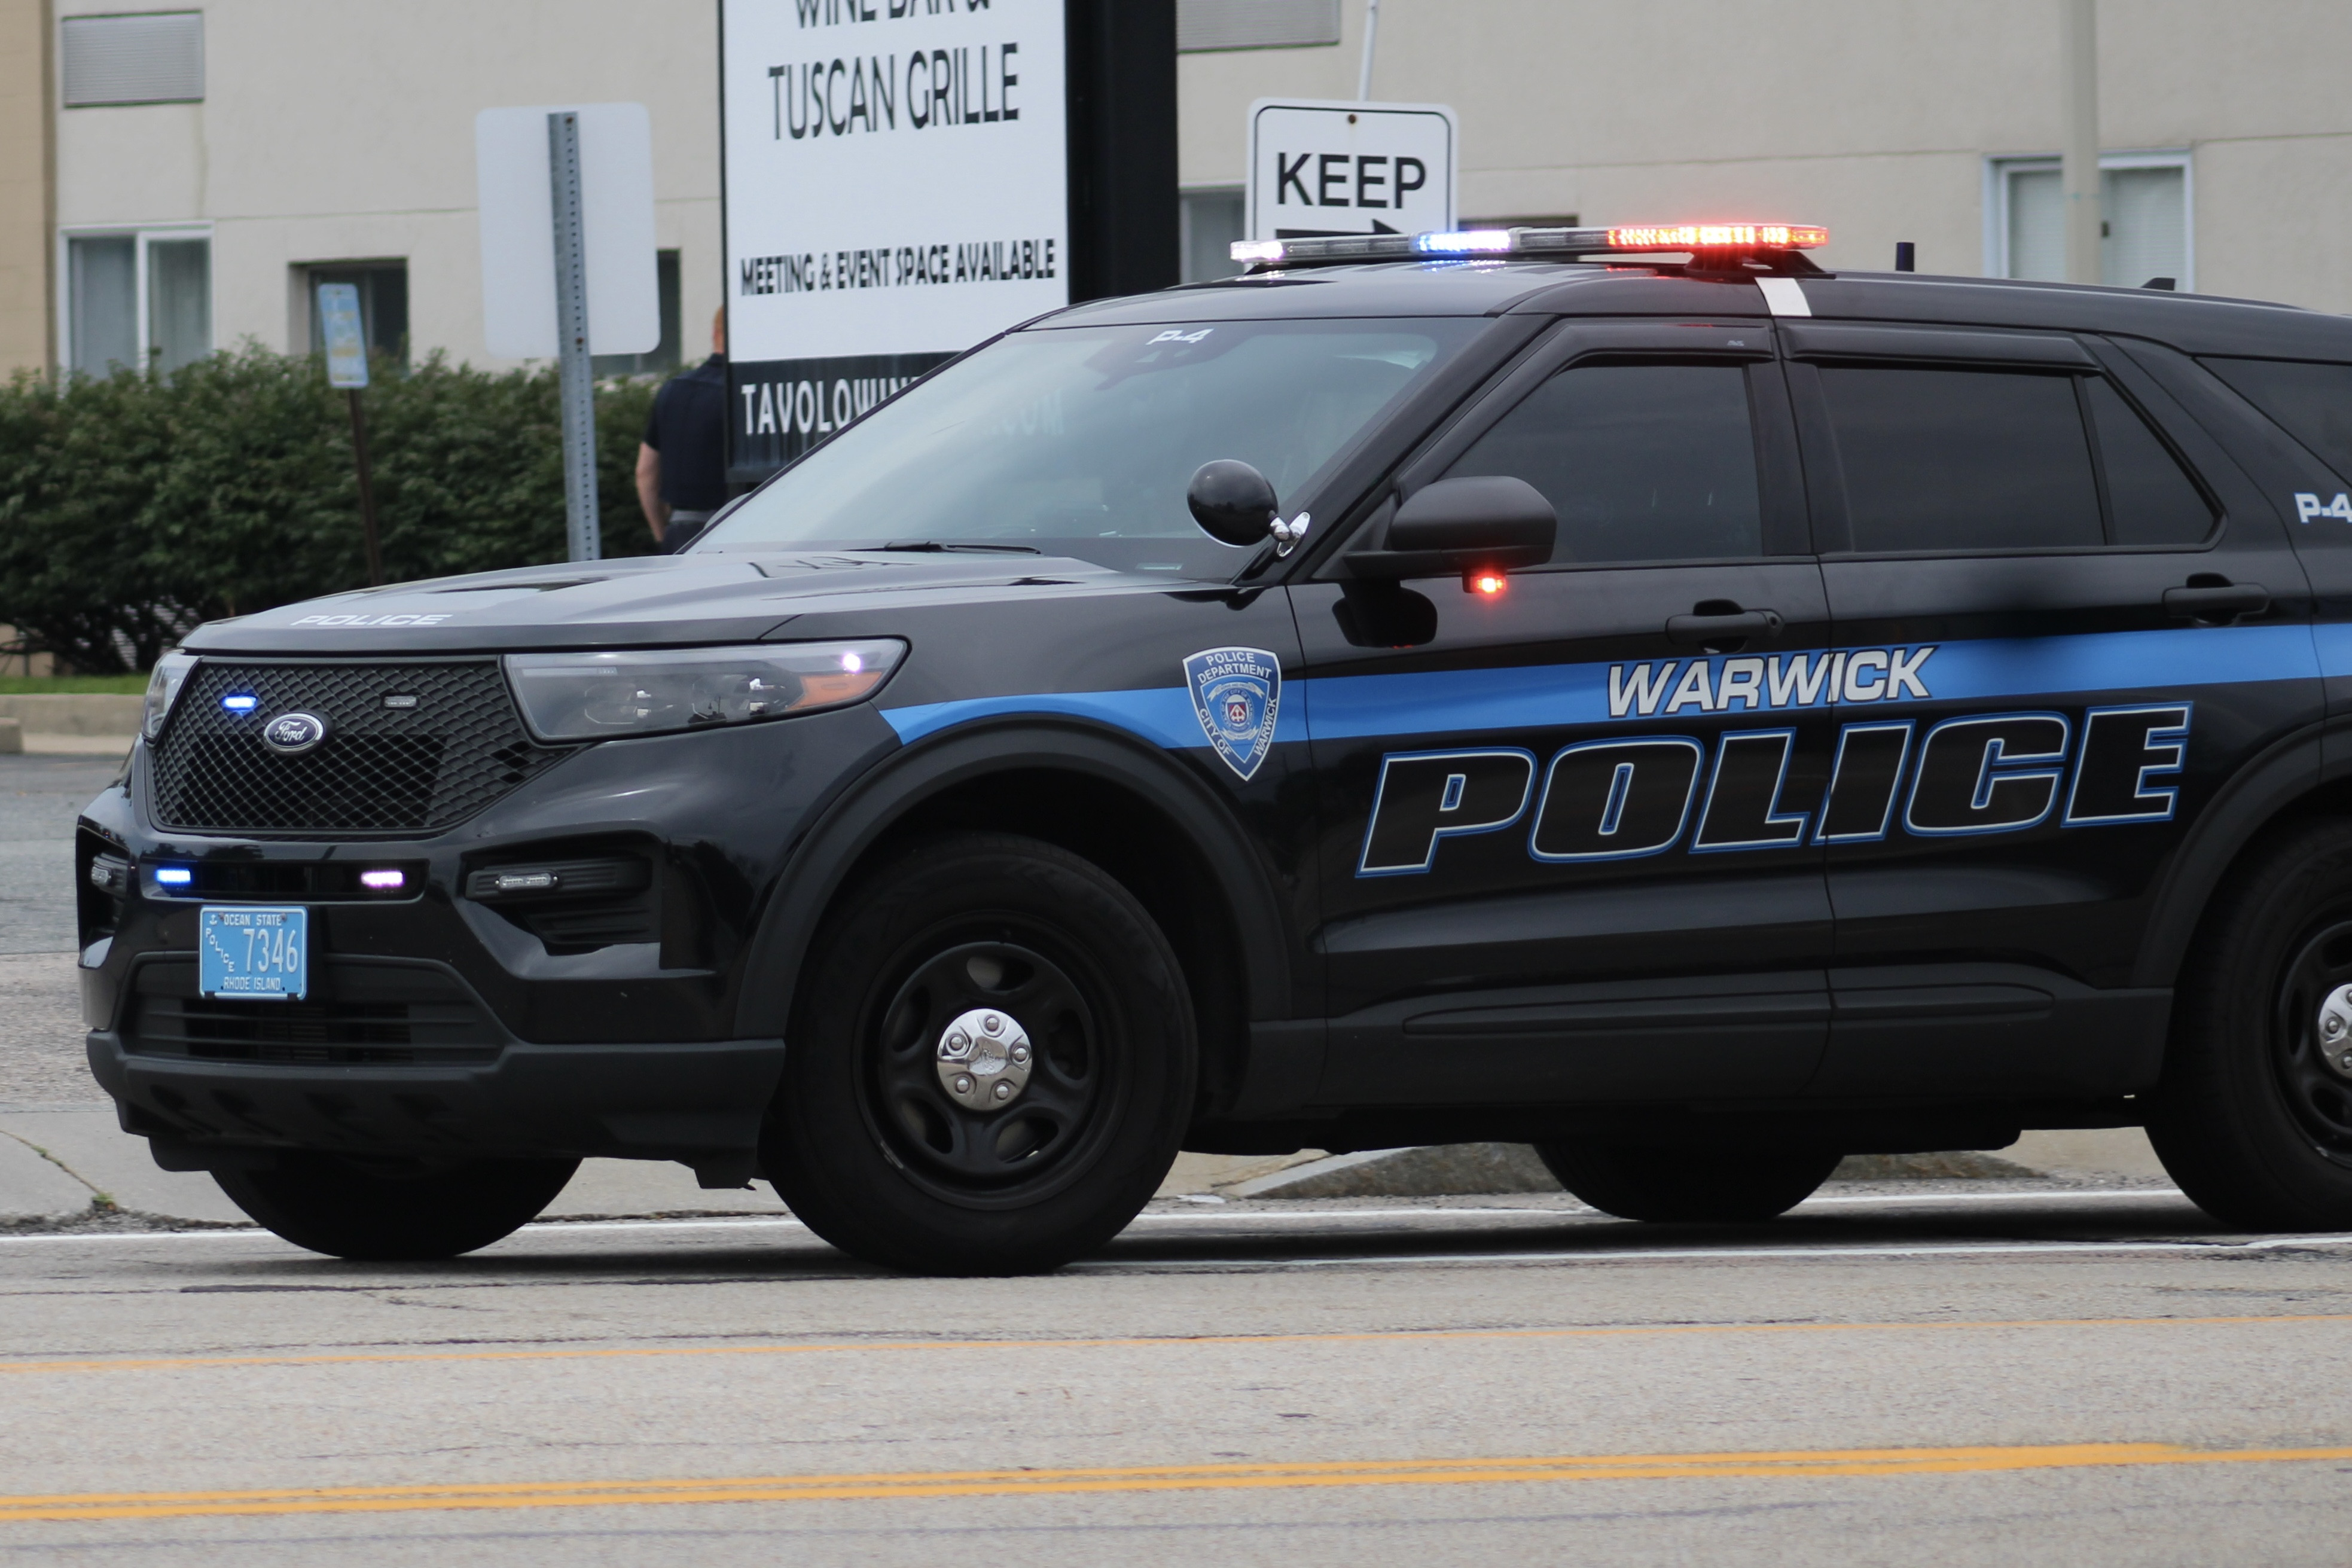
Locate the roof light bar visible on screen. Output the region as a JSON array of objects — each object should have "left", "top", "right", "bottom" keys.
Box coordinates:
[
  {"left": 1414, "top": 229, "right": 1513, "bottom": 254},
  {"left": 1231, "top": 222, "right": 1829, "bottom": 270},
  {"left": 1605, "top": 223, "right": 1828, "bottom": 250}
]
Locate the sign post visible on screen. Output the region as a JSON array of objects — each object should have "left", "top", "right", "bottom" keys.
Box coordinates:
[
  {"left": 1246, "top": 98, "right": 1457, "bottom": 244},
  {"left": 719, "top": 0, "right": 1176, "bottom": 486},
  {"left": 318, "top": 282, "right": 383, "bottom": 587},
  {"left": 475, "top": 101, "right": 660, "bottom": 562},
  {"left": 547, "top": 111, "right": 600, "bottom": 563}
]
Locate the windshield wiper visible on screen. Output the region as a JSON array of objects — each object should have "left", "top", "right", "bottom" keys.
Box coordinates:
[{"left": 867, "top": 540, "right": 1041, "bottom": 555}]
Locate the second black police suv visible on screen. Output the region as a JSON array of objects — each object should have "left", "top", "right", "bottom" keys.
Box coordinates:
[{"left": 75, "top": 221, "right": 2352, "bottom": 1271}]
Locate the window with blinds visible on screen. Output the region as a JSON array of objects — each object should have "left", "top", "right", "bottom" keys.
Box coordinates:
[
  {"left": 61, "top": 11, "right": 204, "bottom": 107},
  {"left": 1177, "top": 0, "right": 1341, "bottom": 53}
]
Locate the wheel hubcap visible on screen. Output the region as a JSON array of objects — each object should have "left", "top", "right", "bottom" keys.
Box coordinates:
[
  {"left": 936, "top": 1008, "right": 1034, "bottom": 1107},
  {"left": 2273, "top": 921, "right": 2352, "bottom": 1162},
  {"left": 2317, "top": 984, "right": 2352, "bottom": 1080},
  {"left": 863, "top": 939, "right": 1106, "bottom": 1195}
]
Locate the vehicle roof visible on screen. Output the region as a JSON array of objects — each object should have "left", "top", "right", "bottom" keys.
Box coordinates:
[{"left": 1039, "top": 259, "right": 2352, "bottom": 361}]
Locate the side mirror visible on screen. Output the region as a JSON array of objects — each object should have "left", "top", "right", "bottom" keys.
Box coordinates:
[
  {"left": 1188, "top": 459, "right": 1279, "bottom": 548},
  {"left": 1346, "top": 475, "right": 1556, "bottom": 586}
]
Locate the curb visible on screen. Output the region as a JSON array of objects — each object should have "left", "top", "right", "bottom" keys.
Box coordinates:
[
  {"left": 1230, "top": 1143, "right": 2052, "bottom": 1200},
  {"left": 1231, "top": 1143, "right": 1561, "bottom": 1199},
  {"left": 0, "top": 694, "right": 145, "bottom": 736}
]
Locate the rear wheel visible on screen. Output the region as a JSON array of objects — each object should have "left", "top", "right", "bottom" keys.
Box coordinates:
[
  {"left": 2149, "top": 817, "right": 2352, "bottom": 1230},
  {"left": 1533, "top": 1142, "right": 1841, "bottom": 1222},
  {"left": 761, "top": 832, "right": 1196, "bottom": 1275},
  {"left": 213, "top": 1154, "right": 578, "bottom": 1261}
]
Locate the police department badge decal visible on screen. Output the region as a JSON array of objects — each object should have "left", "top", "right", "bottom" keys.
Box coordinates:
[{"left": 1184, "top": 647, "right": 1282, "bottom": 782}]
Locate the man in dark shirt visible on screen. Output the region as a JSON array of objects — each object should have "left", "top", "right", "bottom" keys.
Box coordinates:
[{"left": 636, "top": 310, "right": 729, "bottom": 552}]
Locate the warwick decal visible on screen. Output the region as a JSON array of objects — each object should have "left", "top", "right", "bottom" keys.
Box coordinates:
[
  {"left": 1607, "top": 646, "right": 1936, "bottom": 718},
  {"left": 1356, "top": 701, "right": 2193, "bottom": 876},
  {"left": 1184, "top": 647, "right": 1282, "bottom": 782}
]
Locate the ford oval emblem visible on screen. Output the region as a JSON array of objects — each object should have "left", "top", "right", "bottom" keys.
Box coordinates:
[{"left": 261, "top": 712, "right": 330, "bottom": 755}]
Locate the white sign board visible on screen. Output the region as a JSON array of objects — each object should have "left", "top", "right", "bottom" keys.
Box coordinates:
[
  {"left": 1246, "top": 99, "right": 1456, "bottom": 243},
  {"left": 721, "top": 0, "right": 1067, "bottom": 472},
  {"left": 318, "top": 282, "right": 368, "bottom": 389},
  {"left": 475, "top": 102, "right": 660, "bottom": 360}
]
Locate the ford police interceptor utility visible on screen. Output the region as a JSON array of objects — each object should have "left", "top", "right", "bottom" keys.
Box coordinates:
[{"left": 77, "top": 221, "right": 2352, "bottom": 1272}]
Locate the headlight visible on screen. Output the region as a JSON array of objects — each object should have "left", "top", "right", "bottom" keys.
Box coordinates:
[
  {"left": 503, "top": 640, "right": 907, "bottom": 743},
  {"left": 142, "top": 651, "right": 197, "bottom": 740}
]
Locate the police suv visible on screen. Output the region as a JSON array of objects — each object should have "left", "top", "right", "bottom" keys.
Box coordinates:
[{"left": 78, "top": 221, "right": 2352, "bottom": 1271}]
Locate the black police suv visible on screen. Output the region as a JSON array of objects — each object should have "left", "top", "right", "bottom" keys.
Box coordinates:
[{"left": 75, "top": 221, "right": 2352, "bottom": 1271}]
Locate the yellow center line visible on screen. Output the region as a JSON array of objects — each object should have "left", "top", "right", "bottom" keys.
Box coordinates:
[
  {"left": 2, "top": 1311, "right": 2347, "bottom": 1380},
  {"left": 5, "top": 1442, "right": 2349, "bottom": 1522}
]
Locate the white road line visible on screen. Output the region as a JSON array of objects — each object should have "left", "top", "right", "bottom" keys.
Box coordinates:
[
  {"left": 0, "top": 1189, "right": 2202, "bottom": 1246},
  {"left": 1070, "top": 1235, "right": 2352, "bottom": 1273}
]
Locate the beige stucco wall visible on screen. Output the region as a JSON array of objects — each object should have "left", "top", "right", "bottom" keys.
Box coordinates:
[
  {"left": 0, "top": 0, "right": 53, "bottom": 375},
  {"left": 1179, "top": 0, "right": 2352, "bottom": 313},
  {"left": 53, "top": 0, "right": 722, "bottom": 369},
  {"left": 37, "top": 0, "right": 2352, "bottom": 368}
]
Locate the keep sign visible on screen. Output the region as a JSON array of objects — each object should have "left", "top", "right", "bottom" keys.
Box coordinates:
[{"left": 1247, "top": 99, "right": 1456, "bottom": 243}]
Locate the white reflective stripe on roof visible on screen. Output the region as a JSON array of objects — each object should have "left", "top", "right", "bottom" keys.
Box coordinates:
[{"left": 1756, "top": 277, "right": 1812, "bottom": 318}]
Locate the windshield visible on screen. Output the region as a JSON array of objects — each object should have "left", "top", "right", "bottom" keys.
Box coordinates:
[{"left": 694, "top": 316, "right": 1481, "bottom": 576}]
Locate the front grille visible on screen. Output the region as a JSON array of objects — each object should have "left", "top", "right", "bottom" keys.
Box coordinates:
[
  {"left": 125, "top": 959, "right": 503, "bottom": 1065},
  {"left": 152, "top": 661, "right": 569, "bottom": 834}
]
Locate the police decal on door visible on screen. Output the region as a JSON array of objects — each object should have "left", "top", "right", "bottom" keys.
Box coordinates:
[{"left": 1355, "top": 702, "right": 2197, "bottom": 875}]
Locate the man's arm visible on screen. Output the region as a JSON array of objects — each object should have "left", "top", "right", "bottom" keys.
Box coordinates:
[{"left": 635, "top": 442, "right": 669, "bottom": 542}]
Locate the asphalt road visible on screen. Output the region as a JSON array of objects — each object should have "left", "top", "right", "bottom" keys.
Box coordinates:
[{"left": 2, "top": 1188, "right": 2350, "bottom": 1566}]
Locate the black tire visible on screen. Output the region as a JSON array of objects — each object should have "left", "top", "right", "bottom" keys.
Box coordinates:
[
  {"left": 1533, "top": 1142, "right": 1842, "bottom": 1222},
  {"left": 212, "top": 1153, "right": 578, "bottom": 1261},
  {"left": 2148, "top": 817, "right": 2352, "bottom": 1230},
  {"left": 762, "top": 832, "right": 1197, "bottom": 1275}
]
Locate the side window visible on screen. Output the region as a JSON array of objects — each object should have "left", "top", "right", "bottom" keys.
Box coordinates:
[
  {"left": 1817, "top": 367, "right": 2103, "bottom": 551},
  {"left": 1446, "top": 362, "right": 1762, "bottom": 564},
  {"left": 2082, "top": 377, "right": 2214, "bottom": 545},
  {"left": 2202, "top": 357, "right": 2352, "bottom": 483}
]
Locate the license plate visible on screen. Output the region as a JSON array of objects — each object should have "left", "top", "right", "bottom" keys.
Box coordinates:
[{"left": 198, "top": 906, "right": 309, "bottom": 1001}]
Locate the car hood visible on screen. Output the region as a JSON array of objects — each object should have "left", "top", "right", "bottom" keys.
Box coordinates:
[{"left": 179, "top": 553, "right": 1191, "bottom": 655}]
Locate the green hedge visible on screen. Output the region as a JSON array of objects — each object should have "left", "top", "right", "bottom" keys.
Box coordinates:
[{"left": 0, "top": 349, "right": 661, "bottom": 673}]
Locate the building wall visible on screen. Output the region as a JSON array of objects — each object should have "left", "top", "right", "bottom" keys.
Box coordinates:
[
  {"left": 0, "top": 0, "right": 53, "bottom": 374},
  {"left": 1177, "top": 0, "right": 2352, "bottom": 312},
  {"left": 36, "top": 1, "right": 2352, "bottom": 372},
  {"left": 52, "top": 0, "right": 723, "bottom": 370}
]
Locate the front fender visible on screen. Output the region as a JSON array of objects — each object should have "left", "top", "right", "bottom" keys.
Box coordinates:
[{"left": 731, "top": 718, "right": 1298, "bottom": 1038}]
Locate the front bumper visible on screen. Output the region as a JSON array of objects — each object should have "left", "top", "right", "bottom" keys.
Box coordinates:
[
  {"left": 90, "top": 1021, "right": 785, "bottom": 1163},
  {"left": 74, "top": 703, "right": 901, "bottom": 1161}
]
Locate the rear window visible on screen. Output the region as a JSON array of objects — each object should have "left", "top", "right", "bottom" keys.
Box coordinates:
[
  {"left": 2202, "top": 356, "right": 2352, "bottom": 483},
  {"left": 1820, "top": 367, "right": 2104, "bottom": 551},
  {"left": 1817, "top": 365, "right": 2211, "bottom": 552}
]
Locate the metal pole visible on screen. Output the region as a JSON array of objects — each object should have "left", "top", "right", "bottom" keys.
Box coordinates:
[
  {"left": 1356, "top": 0, "right": 1380, "bottom": 101},
  {"left": 346, "top": 389, "right": 383, "bottom": 586},
  {"left": 548, "top": 110, "right": 600, "bottom": 563},
  {"left": 2060, "top": 0, "right": 2100, "bottom": 285}
]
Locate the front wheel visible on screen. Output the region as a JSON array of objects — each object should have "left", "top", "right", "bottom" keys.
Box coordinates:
[
  {"left": 213, "top": 1153, "right": 578, "bottom": 1260},
  {"left": 1533, "top": 1142, "right": 1841, "bottom": 1222},
  {"left": 761, "top": 832, "right": 1197, "bottom": 1274},
  {"left": 2149, "top": 817, "right": 2352, "bottom": 1230}
]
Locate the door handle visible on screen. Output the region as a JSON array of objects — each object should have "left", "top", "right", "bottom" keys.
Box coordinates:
[
  {"left": 2162, "top": 581, "right": 2268, "bottom": 623},
  {"left": 1666, "top": 608, "right": 1784, "bottom": 646}
]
